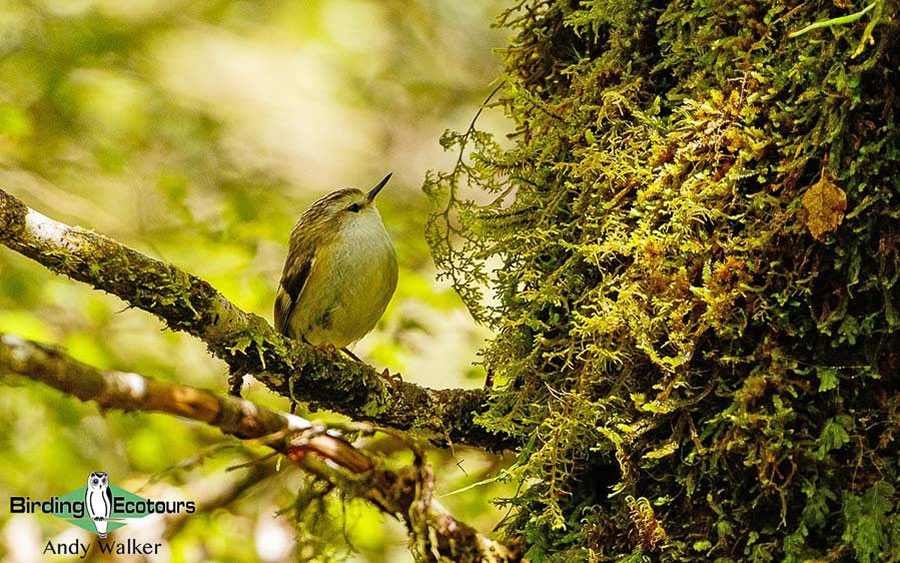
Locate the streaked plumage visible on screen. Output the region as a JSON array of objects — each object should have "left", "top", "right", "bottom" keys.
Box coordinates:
[{"left": 275, "top": 176, "right": 397, "bottom": 349}]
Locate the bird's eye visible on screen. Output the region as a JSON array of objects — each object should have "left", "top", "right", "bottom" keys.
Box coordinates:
[{"left": 347, "top": 203, "right": 360, "bottom": 213}]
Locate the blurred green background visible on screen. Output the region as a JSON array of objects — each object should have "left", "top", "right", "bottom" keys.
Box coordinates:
[{"left": 0, "top": 0, "right": 513, "bottom": 560}]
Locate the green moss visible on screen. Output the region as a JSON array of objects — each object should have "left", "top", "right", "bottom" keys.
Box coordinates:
[{"left": 426, "top": 0, "right": 900, "bottom": 559}]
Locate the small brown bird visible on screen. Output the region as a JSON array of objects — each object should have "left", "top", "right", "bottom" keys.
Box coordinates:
[{"left": 275, "top": 174, "right": 398, "bottom": 356}]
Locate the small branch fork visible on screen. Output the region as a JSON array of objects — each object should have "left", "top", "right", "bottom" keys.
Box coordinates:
[
  {"left": 0, "top": 187, "right": 515, "bottom": 452},
  {"left": 0, "top": 333, "right": 521, "bottom": 562}
]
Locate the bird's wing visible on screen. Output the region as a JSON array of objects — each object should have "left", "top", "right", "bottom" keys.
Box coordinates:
[{"left": 274, "top": 232, "right": 316, "bottom": 337}]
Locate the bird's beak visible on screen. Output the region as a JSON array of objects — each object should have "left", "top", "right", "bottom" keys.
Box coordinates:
[{"left": 366, "top": 173, "right": 392, "bottom": 204}]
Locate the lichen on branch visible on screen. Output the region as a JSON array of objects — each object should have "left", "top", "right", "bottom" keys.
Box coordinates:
[
  {"left": 0, "top": 333, "right": 521, "bottom": 562},
  {"left": 0, "top": 188, "right": 514, "bottom": 452}
]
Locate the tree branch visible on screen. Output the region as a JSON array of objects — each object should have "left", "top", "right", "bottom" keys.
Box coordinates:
[
  {"left": 162, "top": 462, "right": 275, "bottom": 541},
  {"left": 0, "top": 188, "right": 514, "bottom": 452},
  {"left": 0, "top": 333, "right": 521, "bottom": 562}
]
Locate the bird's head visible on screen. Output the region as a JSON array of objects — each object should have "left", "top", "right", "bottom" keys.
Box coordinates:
[{"left": 303, "top": 173, "right": 392, "bottom": 231}]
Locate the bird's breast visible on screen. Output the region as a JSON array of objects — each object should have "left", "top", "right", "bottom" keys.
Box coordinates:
[{"left": 294, "top": 213, "right": 397, "bottom": 347}]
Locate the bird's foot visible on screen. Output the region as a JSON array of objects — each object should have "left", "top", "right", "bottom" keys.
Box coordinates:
[
  {"left": 311, "top": 343, "right": 338, "bottom": 355},
  {"left": 227, "top": 372, "right": 245, "bottom": 397},
  {"left": 380, "top": 368, "right": 403, "bottom": 391}
]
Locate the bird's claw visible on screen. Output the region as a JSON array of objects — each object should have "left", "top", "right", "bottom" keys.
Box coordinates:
[
  {"left": 380, "top": 368, "right": 402, "bottom": 391},
  {"left": 312, "top": 343, "right": 338, "bottom": 355},
  {"left": 228, "top": 372, "right": 245, "bottom": 397}
]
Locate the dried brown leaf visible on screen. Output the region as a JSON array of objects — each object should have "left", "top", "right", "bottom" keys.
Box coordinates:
[{"left": 801, "top": 174, "right": 847, "bottom": 241}]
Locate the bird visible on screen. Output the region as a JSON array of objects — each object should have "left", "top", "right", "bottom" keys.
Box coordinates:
[
  {"left": 85, "top": 471, "right": 112, "bottom": 538},
  {"left": 274, "top": 173, "right": 398, "bottom": 358}
]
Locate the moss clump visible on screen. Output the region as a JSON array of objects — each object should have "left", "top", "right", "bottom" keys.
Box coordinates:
[{"left": 425, "top": 0, "right": 900, "bottom": 560}]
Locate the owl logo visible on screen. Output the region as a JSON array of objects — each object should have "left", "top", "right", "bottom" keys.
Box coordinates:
[{"left": 85, "top": 471, "right": 112, "bottom": 538}]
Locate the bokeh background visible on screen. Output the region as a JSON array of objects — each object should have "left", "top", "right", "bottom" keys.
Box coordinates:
[{"left": 0, "top": 1, "right": 513, "bottom": 560}]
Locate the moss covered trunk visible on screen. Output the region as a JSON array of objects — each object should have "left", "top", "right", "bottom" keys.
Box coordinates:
[{"left": 426, "top": 0, "right": 900, "bottom": 560}]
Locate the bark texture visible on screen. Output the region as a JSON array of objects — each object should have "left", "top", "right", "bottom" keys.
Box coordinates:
[
  {"left": 0, "top": 188, "right": 514, "bottom": 452},
  {"left": 0, "top": 333, "right": 522, "bottom": 563}
]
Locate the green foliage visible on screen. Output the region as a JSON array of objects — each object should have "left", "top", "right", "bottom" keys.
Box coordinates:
[
  {"left": 426, "top": 0, "right": 900, "bottom": 559},
  {"left": 0, "top": 0, "right": 511, "bottom": 560},
  {"left": 842, "top": 481, "right": 896, "bottom": 563}
]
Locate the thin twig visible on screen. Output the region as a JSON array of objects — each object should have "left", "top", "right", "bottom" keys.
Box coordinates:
[{"left": 0, "top": 333, "right": 522, "bottom": 562}]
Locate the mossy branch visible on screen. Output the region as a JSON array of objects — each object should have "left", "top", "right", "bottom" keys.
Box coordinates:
[
  {"left": 0, "top": 188, "right": 515, "bottom": 452},
  {"left": 0, "top": 333, "right": 522, "bottom": 562}
]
